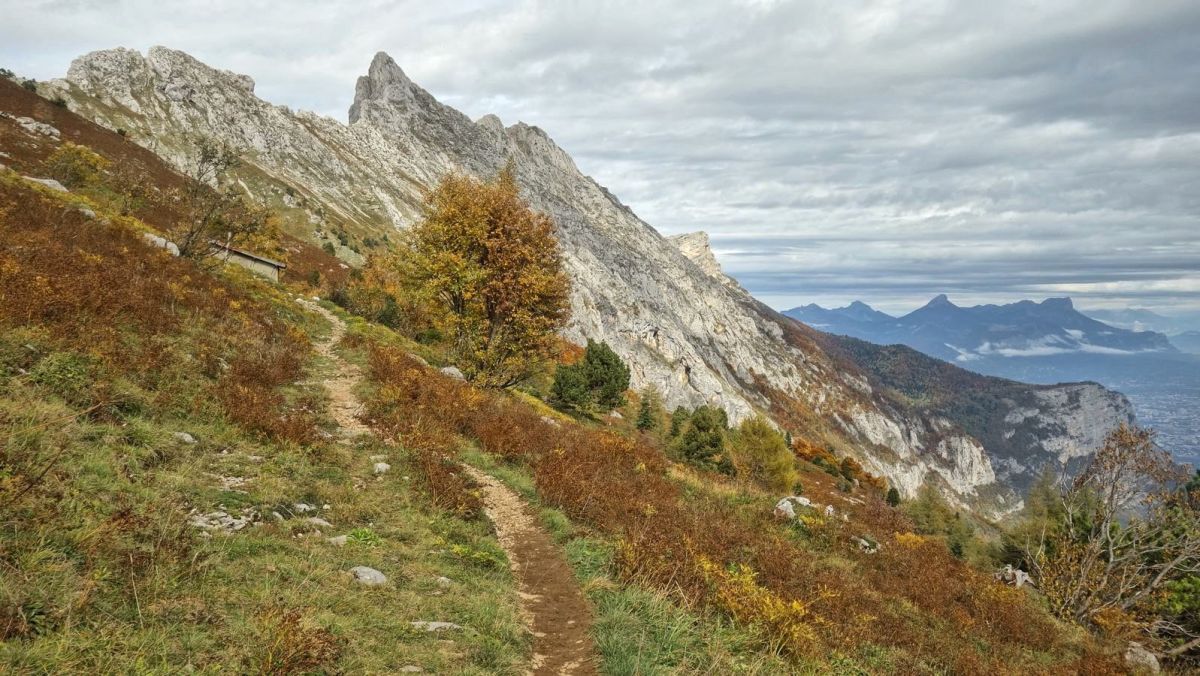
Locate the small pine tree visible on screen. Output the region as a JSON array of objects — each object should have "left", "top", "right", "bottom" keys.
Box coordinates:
[
  {"left": 669, "top": 406, "right": 689, "bottom": 438},
  {"left": 550, "top": 339, "right": 631, "bottom": 413},
  {"left": 636, "top": 396, "right": 655, "bottom": 431},
  {"left": 676, "top": 405, "right": 728, "bottom": 469},
  {"left": 886, "top": 487, "right": 901, "bottom": 507},
  {"left": 784, "top": 430, "right": 793, "bottom": 449}
]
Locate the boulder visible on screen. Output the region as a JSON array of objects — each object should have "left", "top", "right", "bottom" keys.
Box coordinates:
[
  {"left": 439, "top": 366, "right": 465, "bottom": 381},
  {"left": 773, "top": 495, "right": 813, "bottom": 519},
  {"left": 373, "top": 462, "right": 391, "bottom": 475},
  {"left": 143, "top": 232, "right": 181, "bottom": 256},
  {"left": 327, "top": 535, "right": 348, "bottom": 547},
  {"left": 173, "top": 431, "right": 197, "bottom": 444},
  {"left": 23, "top": 176, "right": 68, "bottom": 192},
  {"left": 350, "top": 566, "right": 387, "bottom": 586},
  {"left": 1124, "top": 642, "right": 1160, "bottom": 674}
]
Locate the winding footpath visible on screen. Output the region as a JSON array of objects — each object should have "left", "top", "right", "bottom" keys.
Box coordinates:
[{"left": 303, "top": 301, "right": 597, "bottom": 675}]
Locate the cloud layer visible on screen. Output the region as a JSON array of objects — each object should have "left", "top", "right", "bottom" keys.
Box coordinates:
[{"left": 5, "top": 0, "right": 1198, "bottom": 314}]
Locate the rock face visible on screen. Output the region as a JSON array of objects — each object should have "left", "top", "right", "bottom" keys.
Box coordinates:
[{"left": 48, "top": 46, "right": 1135, "bottom": 515}]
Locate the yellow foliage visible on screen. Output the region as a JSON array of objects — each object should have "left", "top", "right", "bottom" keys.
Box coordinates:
[
  {"left": 894, "top": 532, "right": 927, "bottom": 547},
  {"left": 697, "top": 556, "right": 818, "bottom": 655}
]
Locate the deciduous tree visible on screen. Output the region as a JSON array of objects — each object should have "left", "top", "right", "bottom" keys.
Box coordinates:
[{"left": 397, "top": 166, "right": 571, "bottom": 387}]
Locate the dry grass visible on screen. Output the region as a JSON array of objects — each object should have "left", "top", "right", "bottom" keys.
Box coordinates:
[{"left": 360, "top": 338, "right": 1127, "bottom": 672}]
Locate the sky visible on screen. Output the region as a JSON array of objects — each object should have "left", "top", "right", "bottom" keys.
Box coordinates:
[{"left": 3, "top": 0, "right": 1198, "bottom": 315}]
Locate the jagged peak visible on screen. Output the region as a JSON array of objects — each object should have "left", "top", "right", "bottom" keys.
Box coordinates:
[{"left": 923, "top": 293, "right": 956, "bottom": 309}]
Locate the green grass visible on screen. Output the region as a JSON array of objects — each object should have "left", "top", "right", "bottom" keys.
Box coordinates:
[{"left": 0, "top": 296, "right": 529, "bottom": 674}]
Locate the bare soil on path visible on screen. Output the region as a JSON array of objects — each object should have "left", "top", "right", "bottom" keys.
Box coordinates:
[{"left": 303, "top": 301, "right": 598, "bottom": 675}]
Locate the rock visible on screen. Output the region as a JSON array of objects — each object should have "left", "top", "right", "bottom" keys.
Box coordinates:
[
  {"left": 188, "top": 507, "right": 257, "bottom": 533},
  {"left": 824, "top": 505, "right": 836, "bottom": 517},
  {"left": 327, "top": 535, "right": 348, "bottom": 546},
  {"left": 853, "top": 536, "right": 880, "bottom": 554},
  {"left": 405, "top": 352, "right": 429, "bottom": 366},
  {"left": 994, "top": 564, "right": 1035, "bottom": 588},
  {"left": 292, "top": 502, "right": 315, "bottom": 513},
  {"left": 773, "top": 496, "right": 813, "bottom": 519},
  {"left": 271, "top": 511, "right": 284, "bottom": 521},
  {"left": 608, "top": 410, "right": 623, "bottom": 420},
  {"left": 173, "top": 431, "right": 197, "bottom": 444},
  {"left": 409, "top": 621, "right": 462, "bottom": 632},
  {"left": 373, "top": 462, "right": 391, "bottom": 475},
  {"left": 306, "top": 517, "right": 334, "bottom": 528},
  {"left": 439, "top": 366, "right": 465, "bottom": 381},
  {"left": 78, "top": 207, "right": 96, "bottom": 219},
  {"left": 540, "top": 415, "right": 561, "bottom": 427},
  {"left": 1124, "top": 642, "right": 1159, "bottom": 674},
  {"left": 23, "top": 176, "right": 68, "bottom": 192},
  {"left": 435, "top": 576, "right": 452, "bottom": 588},
  {"left": 350, "top": 566, "right": 387, "bottom": 586},
  {"left": 142, "top": 232, "right": 181, "bottom": 256},
  {"left": 11, "top": 115, "right": 60, "bottom": 138}
]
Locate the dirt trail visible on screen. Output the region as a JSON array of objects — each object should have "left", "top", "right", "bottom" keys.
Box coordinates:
[
  {"left": 303, "top": 301, "right": 597, "bottom": 675},
  {"left": 462, "top": 465, "right": 598, "bottom": 675},
  {"left": 305, "top": 301, "right": 371, "bottom": 438}
]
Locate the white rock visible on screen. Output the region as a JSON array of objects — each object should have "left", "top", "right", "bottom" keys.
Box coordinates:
[
  {"left": 142, "top": 232, "right": 181, "bottom": 256},
  {"left": 306, "top": 517, "right": 334, "bottom": 528},
  {"left": 292, "top": 502, "right": 315, "bottom": 513},
  {"left": 439, "top": 366, "right": 465, "bottom": 381},
  {"left": 773, "top": 496, "right": 812, "bottom": 520},
  {"left": 350, "top": 566, "right": 387, "bottom": 586},
  {"left": 435, "top": 576, "right": 452, "bottom": 588},
  {"left": 1124, "top": 642, "right": 1159, "bottom": 674},
  {"left": 327, "top": 535, "right": 348, "bottom": 546},
  {"left": 24, "top": 176, "right": 68, "bottom": 192},
  {"left": 373, "top": 462, "right": 391, "bottom": 475},
  {"left": 173, "top": 431, "right": 197, "bottom": 444},
  {"left": 409, "top": 621, "right": 462, "bottom": 632}
]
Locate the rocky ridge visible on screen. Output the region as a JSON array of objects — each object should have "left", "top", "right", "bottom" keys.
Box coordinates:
[{"left": 47, "top": 46, "right": 1135, "bottom": 513}]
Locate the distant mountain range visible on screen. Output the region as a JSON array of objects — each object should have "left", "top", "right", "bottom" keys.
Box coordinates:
[
  {"left": 786, "top": 295, "right": 1178, "bottom": 362},
  {"left": 786, "top": 297, "right": 1200, "bottom": 463}
]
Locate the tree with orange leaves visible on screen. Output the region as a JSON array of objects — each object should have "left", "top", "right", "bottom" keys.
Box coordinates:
[{"left": 397, "top": 165, "right": 571, "bottom": 388}]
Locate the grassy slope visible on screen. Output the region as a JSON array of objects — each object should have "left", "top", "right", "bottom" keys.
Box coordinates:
[{"left": 0, "top": 97, "right": 527, "bottom": 672}]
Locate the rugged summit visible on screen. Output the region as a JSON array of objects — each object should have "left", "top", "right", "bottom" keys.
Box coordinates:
[{"left": 48, "top": 47, "right": 1135, "bottom": 513}]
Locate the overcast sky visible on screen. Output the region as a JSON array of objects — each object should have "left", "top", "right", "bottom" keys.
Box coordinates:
[{"left": 3, "top": 0, "right": 1198, "bottom": 314}]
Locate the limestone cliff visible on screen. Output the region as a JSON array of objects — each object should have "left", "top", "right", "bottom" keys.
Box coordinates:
[{"left": 47, "top": 47, "right": 1136, "bottom": 514}]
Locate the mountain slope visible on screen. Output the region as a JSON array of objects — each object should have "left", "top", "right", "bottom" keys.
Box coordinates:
[{"left": 44, "top": 47, "right": 1135, "bottom": 513}]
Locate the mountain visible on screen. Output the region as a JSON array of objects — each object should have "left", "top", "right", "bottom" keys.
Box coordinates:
[
  {"left": 1171, "top": 330, "right": 1200, "bottom": 354},
  {"left": 1083, "top": 307, "right": 1200, "bottom": 336},
  {"left": 788, "top": 296, "right": 1200, "bottom": 463},
  {"left": 43, "top": 46, "right": 1136, "bottom": 513},
  {"left": 788, "top": 296, "right": 1176, "bottom": 363}
]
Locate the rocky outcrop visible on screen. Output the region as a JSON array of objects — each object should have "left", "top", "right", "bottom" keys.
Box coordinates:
[{"left": 46, "top": 46, "right": 1135, "bottom": 515}]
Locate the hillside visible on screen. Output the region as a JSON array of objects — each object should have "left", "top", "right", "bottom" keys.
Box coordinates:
[{"left": 36, "top": 46, "right": 1139, "bottom": 516}]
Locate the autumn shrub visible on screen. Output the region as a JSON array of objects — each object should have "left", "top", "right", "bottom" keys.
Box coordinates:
[
  {"left": 0, "top": 179, "right": 315, "bottom": 442},
  {"left": 45, "top": 142, "right": 107, "bottom": 189},
  {"left": 251, "top": 606, "right": 342, "bottom": 675},
  {"left": 730, "top": 415, "right": 797, "bottom": 493}
]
